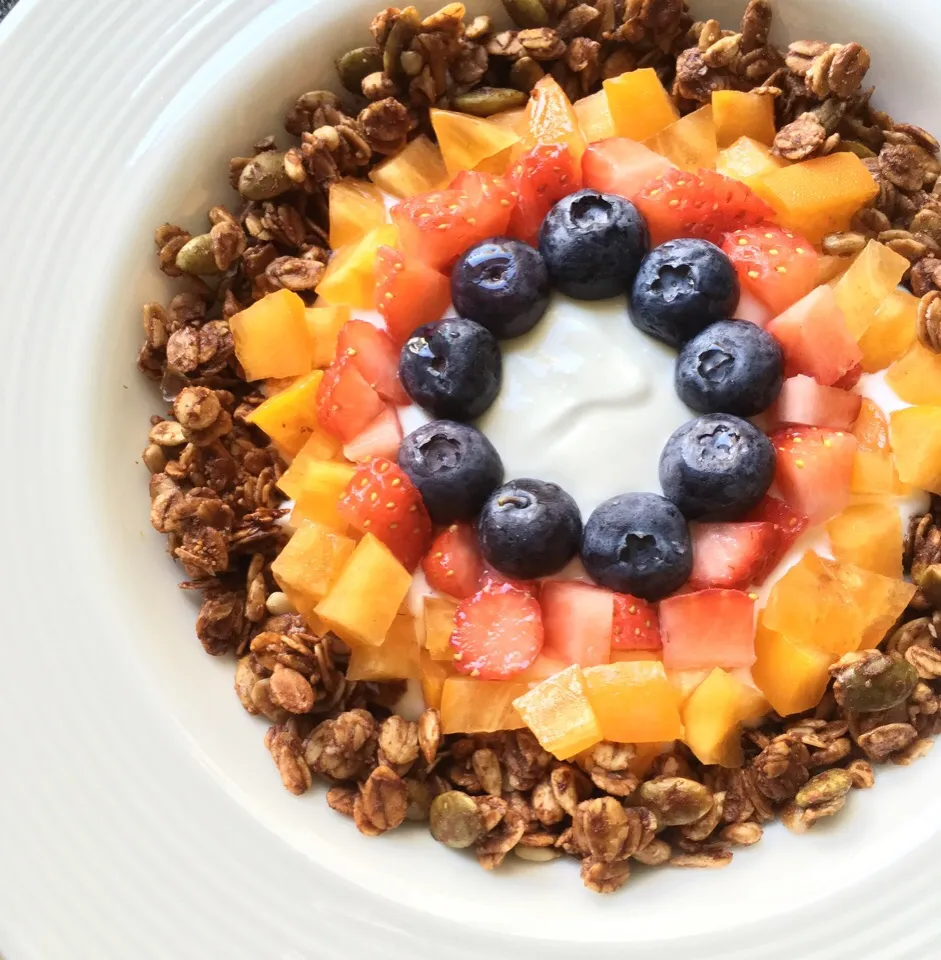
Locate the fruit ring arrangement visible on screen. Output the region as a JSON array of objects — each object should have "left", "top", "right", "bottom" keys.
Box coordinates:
[{"left": 143, "top": 13, "right": 941, "bottom": 891}]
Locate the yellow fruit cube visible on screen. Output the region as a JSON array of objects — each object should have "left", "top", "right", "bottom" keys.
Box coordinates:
[
  {"left": 420, "top": 651, "right": 453, "bottom": 710},
  {"left": 315, "top": 533, "right": 412, "bottom": 647},
  {"left": 488, "top": 107, "right": 528, "bottom": 136},
  {"left": 712, "top": 91, "right": 776, "bottom": 147},
  {"left": 666, "top": 668, "right": 712, "bottom": 706},
  {"left": 431, "top": 108, "right": 521, "bottom": 177},
  {"left": 583, "top": 661, "right": 684, "bottom": 744},
  {"left": 347, "top": 613, "right": 421, "bottom": 680},
  {"left": 833, "top": 239, "right": 910, "bottom": 341},
  {"left": 369, "top": 135, "right": 447, "bottom": 199},
  {"left": 306, "top": 305, "right": 351, "bottom": 369},
  {"left": 315, "top": 225, "right": 398, "bottom": 309},
  {"left": 246, "top": 369, "right": 323, "bottom": 457},
  {"left": 277, "top": 434, "right": 343, "bottom": 497},
  {"left": 230, "top": 289, "right": 312, "bottom": 381},
  {"left": 827, "top": 502, "right": 903, "bottom": 579},
  {"left": 423, "top": 594, "right": 457, "bottom": 661},
  {"left": 644, "top": 105, "right": 718, "bottom": 172},
  {"left": 574, "top": 89, "right": 616, "bottom": 143},
  {"left": 440, "top": 677, "right": 528, "bottom": 734},
  {"left": 887, "top": 342, "right": 941, "bottom": 405},
  {"left": 751, "top": 619, "right": 834, "bottom": 717},
  {"left": 272, "top": 520, "right": 356, "bottom": 609},
  {"left": 891, "top": 405, "right": 941, "bottom": 492},
  {"left": 328, "top": 179, "right": 387, "bottom": 249},
  {"left": 858, "top": 289, "right": 918, "bottom": 373},
  {"left": 604, "top": 68, "right": 679, "bottom": 142},
  {"left": 288, "top": 461, "right": 356, "bottom": 532},
  {"left": 715, "top": 135, "right": 786, "bottom": 179}
]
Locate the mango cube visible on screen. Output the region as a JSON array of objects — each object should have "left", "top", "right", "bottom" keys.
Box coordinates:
[
  {"left": 583, "top": 661, "right": 683, "bottom": 744},
  {"left": 758, "top": 152, "right": 879, "bottom": 242},
  {"left": 271, "top": 520, "right": 356, "bottom": 612},
  {"left": 431, "top": 108, "right": 521, "bottom": 177},
  {"left": 315, "top": 533, "right": 412, "bottom": 647},
  {"left": 369, "top": 134, "right": 447, "bottom": 198},
  {"left": 751, "top": 619, "right": 834, "bottom": 716},
  {"left": 440, "top": 677, "right": 528, "bottom": 734},
  {"left": 833, "top": 240, "right": 910, "bottom": 341},
  {"left": 247, "top": 369, "right": 323, "bottom": 456},
  {"left": 573, "top": 89, "right": 616, "bottom": 143},
  {"left": 851, "top": 399, "right": 908, "bottom": 496},
  {"left": 328, "top": 179, "right": 386, "bottom": 249},
  {"left": 513, "top": 665, "right": 602, "bottom": 760},
  {"left": 712, "top": 91, "right": 776, "bottom": 147},
  {"left": 420, "top": 651, "right": 453, "bottom": 710},
  {"left": 522, "top": 76, "right": 586, "bottom": 162},
  {"left": 827, "top": 502, "right": 903, "bottom": 579},
  {"left": 891, "top": 405, "right": 941, "bottom": 492},
  {"left": 715, "top": 135, "right": 786, "bottom": 189},
  {"left": 306, "top": 305, "right": 352, "bottom": 369},
  {"left": 347, "top": 613, "right": 421, "bottom": 681},
  {"left": 887, "top": 342, "right": 941, "bottom": 405},
  {"left": 667, "top": 668, "right": 711, "bottom": 706},
  {"left": 644, "top": 105, "right": 718, "bottom": 172},
  {"left": 858, "top": 289, "right": 918, "bottom": 372},
  {"left": 488, "top": 107, "right": 528, "bottom": 136},
  {"left": 278, "top": 438, "right": 346, "bottom": 497},
  {"left": 315, "top": 225, "right": 398, "bottom": 310},
  {"left": 230, "top": 289, "right": 312, "bottom": 381},
  {"left": 287, "top": 460, "right": 355, "bottom": 532},
  {"left": 604, "top": 68, "right": 679, "bottom": 142},
  {"left": 423, "top": 594, "right": 457, "bottom": 661}
]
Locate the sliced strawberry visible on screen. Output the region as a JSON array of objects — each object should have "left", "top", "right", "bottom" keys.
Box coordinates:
[
  {"left": 541, "top": 580, "right": 613, "bottom": 667},
  {"left": 581, "top": 138, "right": 674, "bottom": 202},
  {"left": 660, "top": 589, "right": 756, "bottom": 670},
  {"left": 450, "top": 581, "right": 544, "bottom": 679},
  {"left": 611, "top": 593, "right": 661, "bottom": 651},
  {"left": 688, "top": 522, "right": 778, "bottom": 590},
  {"left": 634, "top": 168, "right": 773, "bottom": 246},
  {"left": 422, "top": 523, "right": 484, "bottom": 599},
  {"left": 480, "top": 565, "right": 541, "bottom": 599},
  {"left": 506, "top": 143, "right": 581, "bottom": 247},
  {"left": 316, "top": 354, "right": 386, "bottom": 441},
  {"left": 772, "top": 375, "right": 862, "bottom": 430},
  {"left": 375, "top": 245, "right": 452, "bottom": 345},
  {"left": 833, "top": 362, "right": 863, "bottom": 390},
  {"left": 742, "top": 495, "right": 808, "bottom": 557},
  {"left": 342, "top": 406, "right": 403, "bottom": 463},
  {"left": 335, "top": 319, "right": 408, "bottom": 404},
  {"left": 722, "top": 224, "right": 819, "bottom": 317},
  {"left": 337, "top": 457, "right": 432, "bottom": 570}
]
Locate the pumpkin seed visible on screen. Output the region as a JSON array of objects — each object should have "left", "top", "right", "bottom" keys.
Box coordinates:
[
  {"left": 383, "top": 7, "right": 422, "bottom": 81},
  {"left": 509, "top": 56, "right": 545, "bottom": 92},
  {"left": 834, "top": 655, "right": 918, "bottom": 714},
  {"left": 175, "top": 234, "right": 219, "bottom": 276},
  {"left": 238, "top": 151, "right": 291, "bottom": 201},
  {"left": 429, "top": 791, "right": 483, "bottom": 848},
  {"left": 503, "top": 0, "right": 548, "bottom": 28},
  {"left": 452, "top": 86, "right": 529, "bottom": 116},
  {"left": 794, "top": 769, "right": 852, "bottom": 809},
  {"left": 336, "top": 46, "right": 384, "bottom": 94}
]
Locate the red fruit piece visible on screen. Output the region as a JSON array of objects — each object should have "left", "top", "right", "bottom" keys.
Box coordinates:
[
  {"left": 375, "top": 246, "right": 452, "bottom": 345},
  {"left": 769, "top": 426, "right": 858, "bottom": 524},
  {"left": 688, "top": 522, "right": 778, "bottom": 590},
  {"left": 773, "top": 375, "right": 862, "bottom": 430},
  {"left": 660, "top": 589, "right": 756, "bottom": 670},
  {"left": 316, "top": 354, "right": 386, "bottom": 441},
  {"left": 342, "top": 406, "right": 403, "bottom": 463},
  {"left": 451, "top": 581, "right": 544, "bottom": 679},
  {"left": 506, "top": 144, "right": 581, "bottom": 247},
  {"left": 722, "top": 224, "right": 819, "bottom": 316},
  {"left": 742, "top": 495, "right": 808, "bottom": 561},
  {"left": 611, "top": 594, "right": 661, "bottom": 651},
  {"left": 336, "top": 319, "right": 408, "bottom": 404},
  {"left": 337, "top": 457, "right": 432, "bottom": 570},
  {"left": 581, "top": 138, "right": 674, "bottom": 202},
  {"left": 541, "top": 580, "right": 614, "bottom": 667},
  {"left": 634, "top": 168, "right": 773, "bottom": 246},
  {"left": 422, "top": 523, "right": 484, "bottom": 599}
]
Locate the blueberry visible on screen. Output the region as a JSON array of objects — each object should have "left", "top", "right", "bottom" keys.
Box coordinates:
[
  {"left": 581, "top": 493, "right": 692, "bottom": 601},
  {"left": 478, "top": 478, "right": 582, "bottom": 580},
  {"left": 451, "top": 237, "right": 550, "bottom": 339},
  {"left": 538, "top": 190, "right": 650, "bottom": 300},
  {"left": 659, "top": 414, "right": 775, "bottom": 521},
  {"left": 399, "top": 318, "right": 502, "bottom": 421},
  {"left": 398, "top": 420, "right": 504, "bottom": 523},
  {"left": 630, "top": 239, "right": 740, "bottom": 348},
  {"left": 675, "top": 320, "right": 784, "bottom": 417}
]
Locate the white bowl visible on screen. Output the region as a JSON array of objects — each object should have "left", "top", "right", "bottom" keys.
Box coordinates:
[{"left": 2, "top": 0, "right": 941, "bottom": 956}]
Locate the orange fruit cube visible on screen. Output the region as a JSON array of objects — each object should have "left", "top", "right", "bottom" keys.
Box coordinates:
[
  {"left": 347, "top": 613, "right": 421, "bottom": 681},
  {"left": 315, "top": 225, "right": 398, "bottom": 310},
  {"left": 603, "top": 68, "right": 679, "bottom": 143},
  {"left": 431, "top": 108, "right": 521, "bottom": 177},
  {"left": 858, "top": 289, "right": 918, "bottom": 372},
  {"left": 712, "top": 91, "right": 776, "bottom": 147},
  {"left": 512, "top": 665, "right": 602, "bottom": 760},
  {"left": 521, "top": 76, "right": 587, "bottom": 163},
  {"left": 230, "top": 289, "right": 312, "bottom": 381},
  {"left": 827, "top": 502, "right": 903, "bottom": 579},
  {"left": 306, "top": 305, "right": 351, "bottom": 368},
  {"left": 287, "top": 460, "right": 356, "bottom": 531},
  {"left": 420, "top": 651, "right": 453, "bottom": 710},
  {"left": 328, "top": 179, "right": 387, "bottom": 249},
  {"left": 247, "top": 369, "right": 324, "bottom": 457},
  {"left": 751, "top": 619, "right": 834, "bottom": 716},
  {"left": 851, "top": 399, "right": 909, "bottom": 496},
  {"left": 891, "top": 405, "right": 941, "bottom": 493},
  {"left": 644, "top": 105, "right": 718, "bottom": 172},
  {"left": 272, "top": 520, "right": 356, "bottom": 609},
  {"left": 369, "top": 135, "right": 447, "bottom": 198},
  {"left": 666, "top": 668, "right": 711, "bottom": 706},
  {"left": 573, "top": 89, "right": 616, "bottom": 143},
  {"left": 833, "top": 239, "right": 910, "bottom": 341},
  {"left": 440, "top": 677, "right": 528, "bottom": 734},
  {"left": 277, "top": 436, "right": 344, "bottom": 497},
  {"left": 423, "top": 594, "right": 458, "bottom": 661},
  {"left": 488, "top": 107, "right": 528, "bottom": 136},
  {"left": 715, "top": 135, "right": 787, "bottom": 201},
  {"left": 887, "top": 342, "right": 941, "bottom": 405},
  {"left": 583, "top": 661, "right": 683, "bottom": 744}
]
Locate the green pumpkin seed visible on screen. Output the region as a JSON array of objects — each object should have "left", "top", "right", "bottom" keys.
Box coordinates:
[
  {"left": 175, "top": 234, "right": 219, "bottom": 276},
  {"left": 794, "top": 769, "right": 852, "bottom": 809},
  {"left": 238, "top": 151, "right": 291, "bottom": 201},
  {"left": 452, "top": 87, "right": 529, "bottom": 117},
  {"left": 509, "top": 56, "right": 545, "bottom": 92},
  {"left": 836, "top": 657, "right": 918, "bottom": 714},
  {"left": 919, "top": 564, "right": 941, "bottom": 607},
  {"left": 429, "top": 791, "right": 483, "bottom": 849},
  {"left": 503, "top": 0, "right": 548, "bottom": 28},
  {"left": 383, "top": 8, "right": 422, "bottom": 80},
  {"left": 336, "top": 46, "right": 384, "bottom": 94},
  {"left": 837, "top": 140, "right": 877, "bottom": 159}
]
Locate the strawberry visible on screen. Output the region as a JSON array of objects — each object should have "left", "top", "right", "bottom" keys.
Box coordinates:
[
  {"left": 374, "top": 246, "right": 452, "bottom": 345},
  {"left": 506, "top": 143, "right": 581, "bottom": 247},
  {"left": 337, "top": 457, "right": 432, "bottom": 570},
  {"left": 342, "top": 406, "right": 403, "bottom": 463},
  {"left": 316, "top": 354, "right": 386, "bottom": 441},
  {"left": 450, "top": 580, "right": 544, "bottom": 679},
  {"left": 742, "top": 495, "right": 809, "bottom": 558},
  {"left": 335, "top": 319, "right": 408, "bottom": 404},
  {"left": 422, "top": 523, "right": 484, "bottom": 599},
  {"left": 634, "top": 168, "right": 773, "bottom": 246},
  {"left": 688, "top": 522, "right": 779, "bottom": 590},
  {"left": 611, "top": 593, "right": 661, "bottom": 651}
]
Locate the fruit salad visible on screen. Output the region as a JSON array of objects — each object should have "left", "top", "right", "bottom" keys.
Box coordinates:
[{"left": 140, "top": 0, "right": 941, "bottom": 895}]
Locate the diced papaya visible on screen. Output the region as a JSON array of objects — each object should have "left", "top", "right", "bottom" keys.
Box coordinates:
[
  {"left": 826, "top": 502, "right": 903, "bottom": 579},
  {"left": 603, "top": 68, "right": 679, "bottom": 142},
  {"left": 420, "top": 651, "right": 453, "bottom": 710},
  {"left": 682, "top": 668, "right": 768, "bottom": 767},
  {"left": 851, "top": 399, "right": 909, "bottom": 496},
  {"left": 891, "top": 405, "right": 941, "bottom": 493},
  {"left": 369, "top": 135, "right": 447, "bottom": 198},
  {"left": 287, "top": 461, "right": 356, "bottom": 531},
  {"left": 488, "top": 107, "right": 528, "bottom": 136},
  {"left": 759, "top": 152, "right": 880, "bottom": 242},
  {"left": 440, "top": 677, "right": 528, "bottom": 734},
  {"left": 315, "top": 226, "right": 398, "bottom": 310},
  {"left": 328, "top": 179, "right": 387, "bottom": 249},
  {"left": 751, "top": 619, "right": 834, "bottom": 716},
  {"left": 512, "top": 665, "right": 602, "bottom": 760},
  {"left": 644, "top": 105, "right": 718, "bottom": 172},
  {"left": 856, "top": 288, "right": 918, "bottom": 373},
  {"left": 583, "top": 661, "right": 684, "bottom": 744},
  {"left": 431, "top": 108, "right": 521, "bottom": 177},
  {"left": 712, "top": 91, "right": 776, "bottom": 147},
  {"left": 347, "top": 613, "right": 422, "bottom": 681},
  {"left": 271, "top": 520, "right": 356, "bottom": 612},
  {"left": 246, "top": 369, "right": 324, "bottom": 456},
  {"left": 306, "top": 305, "right": 351, "bottom": 368},
  {"left": 277, "top": 436, "right": 343, "bottom": 496},
  {"left": 315, "top": 533, "right": 412, "bottom": 647},
  {"left": 573, "top": 89, "right": 616, "bottom": 143},
  {"left": 887, "top": 342, "right": 941, "bottom": 405},
  {"left": 521, "top": 76, "right": 586, "bottom": 163},
  {"left": 833, "top": 239, "right": 910, "bottom": 341},
  {"left": 423, "top": 594, "right": 458, "bottom": 661},
  {"left": 230, "top": 289, "right": 312, "bottom": 381}
]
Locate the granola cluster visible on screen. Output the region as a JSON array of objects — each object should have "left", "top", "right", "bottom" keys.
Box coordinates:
[{"left": 139, "top": 0, "right": 941, "bottom": 894}]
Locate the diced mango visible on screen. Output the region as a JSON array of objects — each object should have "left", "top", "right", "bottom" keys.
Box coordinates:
[
  {"left": 818, "top": 254, "right": 852, "bottom": 286},
  {"left": 857, "top": 574, "right": 918, "bottom": 650},
  {"left": 712, "top": 91, "right": 776, "bottom": 147},
  {"left": 604, "top": 68, "right": 679, "bottom": 142},
  {"left": 271, "top": 521, "right": 356, "bottom": 614},
  {"left": 522, "top": 76, "right": 586, "bottom": 163},
  {"left": 315, "top": 226, "right": 398, "bottom": 310},
  {"left": 858, "top": 289, "right": 918, "bottom": 373},
  {"left": 716, "top": 135, "right": 786, "bottom": 181},
  {"left": 287, "top": 461, "right": 356, "bottom": 531},
  {"left": 827, "top": 502, "right": 903, "bottom": 579},
  {"left": 246, "top": 369, "right": 323, "bottom": 456},
  {"left": 278, "top": 438, "right": 345, "bottom": 497},
  {"left": 440, "top": 677, "right": 528, "bottom": 734},
  {"left": 574, "top": 89, "right": 616, "bottom": 143},
  {"left": 431, "top": 108, "right": 521, "bottom": 177},
  {"left": 758, "top": 153, "right": 880, "bottom": 243},
  {"left": 306, "top": 306, "right": 351, "bottom": 369},
  {"left": 682, "top": 668, "right": 768, "bottom": 767},
  {"left": 488, "top": 107, "right": 528, "bottom": 136},
  {"left": 667, "top": 668, "right": 712, "bottom": 706},
  {"left": 315, "top": 533, "right": 412, "bottom": 647},
  {"left": 833, "top": 240, "right": 910, "bottom": 341},
  {"left": 891, "top": 405, "right": 941, "bottom": 493},
  {"left": 423, "top": 594, "right": 457, "bottom": 661},
  {"left": 752, "top": 619, "right": 834, "bottom": 716},
  {"left": 583, "top": 661, "right": 683, "bottom": 744},
  {"left": 347, "top": 613, "right": 421, "bottom": 680},
  {"left": 369, "top": 135, "right": 447, "bottom": 198},
  {"left": 644, "top": 105, "right": 718, "bottom": 172},
  {"left": 513, "top": 665, "right": 602, "bottom": 761},
  {"left": 851, "top": 399, "right": 909, "bottom": 496},
  {"left": 420, "top": 652, "right": 453, "bottom": 710},
  {"left": 230, "top": 289, "right": 312, "bottom": 381},
  {"left": 278, "top": 585, "right": 325, "bottom": 635},
  {"left": 887, "top": 342, "right": 941, "bottom": 405},
  {"left": 329, "top": 179, "right": 386, "bottom": 249}
]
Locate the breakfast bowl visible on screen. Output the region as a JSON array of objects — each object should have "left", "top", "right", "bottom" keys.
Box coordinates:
[{"left": 3, "top": 0, "right": 941, "bottom": 957}]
